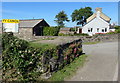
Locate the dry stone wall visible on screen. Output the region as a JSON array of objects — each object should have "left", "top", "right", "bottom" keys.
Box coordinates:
[{"left": 18, "top": 34, "right": 119, "bottom": 43}]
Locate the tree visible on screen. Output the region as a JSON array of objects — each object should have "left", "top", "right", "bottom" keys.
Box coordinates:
[
  {"left": 71, "top": 7, "right": 93, "bottom": 26},
  {"left": 55, "top": 11, "right": 69, "bottom": 27}
]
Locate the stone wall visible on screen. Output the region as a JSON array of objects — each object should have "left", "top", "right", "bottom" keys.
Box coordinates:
[
  {"left": 14, "top": 28, "right": 33, "bottom": 39},
  {"left": 80, "top": 34, "right": 118, "bottom": 42},
  {"left": 26, "top": 34, "right": 118, "bottom": 42},
  {"left": 14, "top": 33, "right": 119, "bottom": 43}
]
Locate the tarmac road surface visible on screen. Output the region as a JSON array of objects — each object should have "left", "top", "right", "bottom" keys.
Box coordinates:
[{"left": 67, "top": 41, "right": 118, "bottom": 81}]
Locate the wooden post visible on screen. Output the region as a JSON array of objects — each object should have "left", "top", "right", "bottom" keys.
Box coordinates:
[{"left": 2, "top": 23, "right": 3, "bottom": 34}]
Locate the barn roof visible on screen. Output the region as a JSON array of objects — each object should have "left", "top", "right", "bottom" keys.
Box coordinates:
[{"left": 19, "top": 19, "right": 43, "bottom": 28}]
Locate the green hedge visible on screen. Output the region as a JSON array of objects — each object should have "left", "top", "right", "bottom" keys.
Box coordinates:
[
  {"left": 115, "top": 26, "right": 120, "bottom": 33},
  {"left": 106, "top": 26, "right": 120, "bottom": 34},
  {"left": 43, "top": 26, "right": 60, "bottom": 36},
  {"left": 2, "top": 32, "right": 82, "bottom": 82},
  {"left": 2, "top": 32, "right": 43, "bottom": 81}
]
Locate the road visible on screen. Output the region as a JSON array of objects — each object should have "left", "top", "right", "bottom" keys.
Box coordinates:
[{"left": 67, "top": 41, "right": 118, "bottom": 81}]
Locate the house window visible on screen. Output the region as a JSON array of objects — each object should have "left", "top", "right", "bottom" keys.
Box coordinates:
[
  {"left": 97, "top": 28, "right": 99, "bottom": 32},
  {"left": 88, "top": 28, "right": 93, "bottom": 32},
  {"left": 102, "top": 29, "right": 104, "bottom": 32},
  {"left": 88, "top": 28, "right": 91, "bottom": 32},
  {"left": 91, "top": 28, "right": 93, "bottom": 32},
  {"left": 105, "top": 28, "right": 107, "bottom": 32}
]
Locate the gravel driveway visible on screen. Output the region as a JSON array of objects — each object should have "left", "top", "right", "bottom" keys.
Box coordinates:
[{"left": 67, "top": 41, "right": 118, "bottom": 81}]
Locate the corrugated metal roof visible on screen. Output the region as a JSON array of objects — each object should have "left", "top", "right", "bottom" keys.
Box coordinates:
[{"left": 19, "top": 19, "right": 43, "bottom": 27}]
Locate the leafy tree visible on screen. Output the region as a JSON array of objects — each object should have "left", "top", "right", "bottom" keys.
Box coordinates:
[
  {"left": 55, "top": 11, "right": 70, "bottom": 27},
  {"left": 71, "top": 7, "right": 93, "bottom": 26}
]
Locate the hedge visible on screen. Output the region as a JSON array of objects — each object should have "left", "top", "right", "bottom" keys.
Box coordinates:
[
  {"left": 2, "top": 32, "right": 82, "bottom": 82},
  {"left": 43, "top": 26, "right": 60, "bottom": 36}
]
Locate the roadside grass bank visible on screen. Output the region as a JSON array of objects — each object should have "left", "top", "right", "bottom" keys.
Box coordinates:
[
  {"left": 30, "top": 37, "right": 57, "bottom": 42},
  {"left": 48, "top": 54, "right": 88, "bottom": 81}
]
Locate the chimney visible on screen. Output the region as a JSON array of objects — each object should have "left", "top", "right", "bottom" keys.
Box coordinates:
[
  {"left": 95, "top": 8, "right": 102, "bottom": 12},
  {"left": 95, "top": 8, "right": 102, "bottom": 18}
]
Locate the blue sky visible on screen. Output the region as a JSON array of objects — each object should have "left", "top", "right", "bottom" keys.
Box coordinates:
[{"left": 2, "top": 2, "right": 118, "bottom": 27}]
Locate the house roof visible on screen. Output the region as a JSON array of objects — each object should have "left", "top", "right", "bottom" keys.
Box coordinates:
[
  {"left": 87, "top": 8, "right": 111, "bottom": 23},
  {"left": 60, "top": 28, "right": 71, "bottom": 31},
  {"left": 0, "top": 19, "right": 45, "bottom": 28}
]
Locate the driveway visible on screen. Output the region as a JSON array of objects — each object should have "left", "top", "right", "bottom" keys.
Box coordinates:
[{"left": 68, "top": 41, "right": 118, "bottom": 81}]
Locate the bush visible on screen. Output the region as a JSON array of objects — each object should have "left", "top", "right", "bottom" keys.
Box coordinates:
[
  {"left": 114, "top": 26, "right": 120, "bottom": 30},
  {"left": 114, "top": 26, "right": 120, "bottom": 33},
  {"left": 106, "top": 31, "right": 117, "bottom": 34},
  {"left": 43, "top": 26, "right": 60, "bottom": 36},
  {"left": 2, "top": 32, "right": 42, "bottom": 81},
  {"left": 70, "top": 28, "right": 76, "bottom": 32}
]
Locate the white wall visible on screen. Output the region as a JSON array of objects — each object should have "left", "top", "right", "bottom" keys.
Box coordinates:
[
  {"left": 82, "top": 17, "right": 110, "bottom": 36},
  {"left": 109, "top": 29, "right": 115, "bottom": 32}
]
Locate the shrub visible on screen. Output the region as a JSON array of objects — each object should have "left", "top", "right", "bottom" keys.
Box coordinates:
[
  {"left": 43, "top": 26, "right": 60, "bottom": 36},
  {"left": 114, "top": 26, "right": 120, "bottom": 30},
  {"left": 2, "top": 32, "right": 42, "bottom": 81},
  {"left": 113, "top": 26, "right": 120, "bottom": 33},
  {"left": 70, "top": 28, "right": 76, "bottom": 32},
  {"left": 106, "top": 31, "right": 117, "bottom": 34}
]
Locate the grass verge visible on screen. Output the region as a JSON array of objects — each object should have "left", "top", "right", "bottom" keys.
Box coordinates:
[
  {"left": 29, "top": 42, "right": 56, "bottom": 50},
  {"left": 48, "top": 54, "right": 87, "bottom": 81},
  {"left": 83, "top": 41, "right": 100, "bottom": 45},
  {"left": 30, "top": 37, "right": 56, "bottom": 42}
]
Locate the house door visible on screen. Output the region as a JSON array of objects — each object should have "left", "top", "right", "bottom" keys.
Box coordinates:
[
  {"left": 79, "top": 29, "right": 82, "bottom": 33},
  {"left": 33, "top": 26, "right": 43, "bottom": 36}
]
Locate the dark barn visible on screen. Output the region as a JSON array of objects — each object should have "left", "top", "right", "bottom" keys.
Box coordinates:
[{"left": 19, "top": 19, "right": 49, "bottom": 36}]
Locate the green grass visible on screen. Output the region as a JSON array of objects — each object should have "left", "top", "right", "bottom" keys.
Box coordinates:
[
  {"left": 30, "top": 37, "right": 56, "bottom": 42},
  {"left": 29, "top": 42, "right": 56, "bottom": 50},
  {"left": 83, "top": 41, "right": 100, "bottom": 45},
  {"left": 48, "top": 54, "right": 87, "bottom": 81},
  {"left": 42, "top": 37, "right": 56, "bottom": 40}
]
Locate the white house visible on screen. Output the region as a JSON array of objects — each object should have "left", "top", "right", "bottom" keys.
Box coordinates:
[{"left": 78, "top": 8, "right": 115, "bottom": 36}]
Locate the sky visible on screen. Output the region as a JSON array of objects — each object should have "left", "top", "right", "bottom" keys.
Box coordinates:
[{"left": 1, "top": 2, "right": 118, "bottom": 27}]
